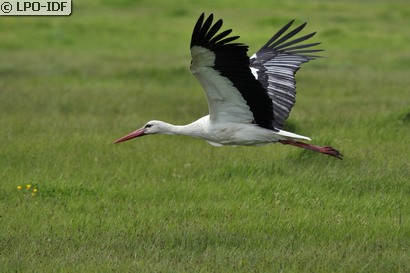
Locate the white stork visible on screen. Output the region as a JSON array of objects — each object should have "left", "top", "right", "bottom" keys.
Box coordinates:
[{"left": 114, "top": 13, "right": 342, "bottom": 159}]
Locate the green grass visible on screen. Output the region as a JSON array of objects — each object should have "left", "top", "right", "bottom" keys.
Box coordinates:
[{"left": 1, "top": 0, "right": 409, "bottom": 272}]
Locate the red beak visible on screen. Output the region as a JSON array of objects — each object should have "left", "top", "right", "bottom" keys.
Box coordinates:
[{"left": 113, "top": 128, "right": 145, "bottom": 144}]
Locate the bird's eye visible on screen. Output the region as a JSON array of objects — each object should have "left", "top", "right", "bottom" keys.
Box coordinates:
[{"left": 145, "top": 124, "right": 153, "bottom": 129}]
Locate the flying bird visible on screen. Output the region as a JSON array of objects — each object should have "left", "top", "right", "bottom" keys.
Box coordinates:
[{"left": 114, "top": 13, "right": 342, "bottom": 159}]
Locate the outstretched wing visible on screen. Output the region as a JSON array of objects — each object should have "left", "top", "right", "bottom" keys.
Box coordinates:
[
  {"left": 250, "top": 20, "right": 322, "bottom": 129},
  {"left": 190, "top": 13, "right": 275, "bottom": 130}
]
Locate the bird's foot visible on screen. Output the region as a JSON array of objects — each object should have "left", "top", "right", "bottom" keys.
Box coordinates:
[{"left": 319, "top": 146, "right": 343, "bottom": 160}]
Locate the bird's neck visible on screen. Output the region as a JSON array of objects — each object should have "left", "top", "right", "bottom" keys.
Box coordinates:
[{"left": 160, "top": 117, "right": 208, "bottom": 138}]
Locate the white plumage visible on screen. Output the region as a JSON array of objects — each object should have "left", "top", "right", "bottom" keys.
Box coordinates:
[{"left": 114, "top": 13, "right": 342, "bottom": 159}]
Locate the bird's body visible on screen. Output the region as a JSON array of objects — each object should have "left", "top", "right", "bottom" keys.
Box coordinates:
[
  {"left": 142, "top": 117, "right": 310, "bottom": 147},
  {"left": 114, "top": 13, "right": 342, "bottom": 159}
]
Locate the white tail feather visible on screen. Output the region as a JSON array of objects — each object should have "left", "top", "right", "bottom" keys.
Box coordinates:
[{"left": 276, "top": 129, "right": 311, "bottom": 141}]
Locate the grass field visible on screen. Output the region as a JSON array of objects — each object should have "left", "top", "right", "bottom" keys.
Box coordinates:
[{"left": 1, "top": 0, "right": 409, "bottom": 272}]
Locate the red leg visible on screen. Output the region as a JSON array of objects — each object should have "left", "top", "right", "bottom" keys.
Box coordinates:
[{"left": 279, "top": 140, "right": 343, "bottom": 160}]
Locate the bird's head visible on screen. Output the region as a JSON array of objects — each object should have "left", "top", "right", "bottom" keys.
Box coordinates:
[{"left": 113, "top": 120, "right": 170, "bottom": 144}]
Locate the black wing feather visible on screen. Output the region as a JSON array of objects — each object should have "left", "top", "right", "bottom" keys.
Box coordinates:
[
  {"left": 203, "top": 19, "right": 223, "bottom": 43},
  {"left": 267, "top": 22, "right": 307, "bottom": 49},
  {"left": 209, "top": 29, "right": 232, "bottom": 44},
  {"left": 190, "top": 13, "right": 205, "bottom": 48},
  {"left": 261, "top": 20, "right": 295, "bottom": 48}
]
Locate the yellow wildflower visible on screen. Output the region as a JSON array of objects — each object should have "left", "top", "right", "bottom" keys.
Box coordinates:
[
  {"left": 33, "top": 188, "right": 38, "bottom": 193},
  {"left": 26, "top": 184, "right": 31, "bottom": 190},
  {"left": 17, "top": 185, "right": 22, "bottom": 190}
]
